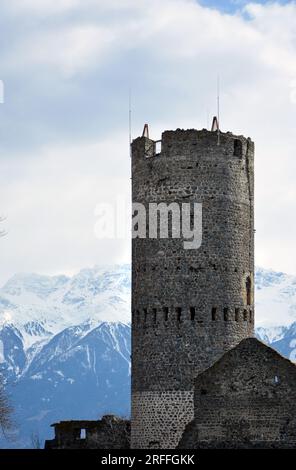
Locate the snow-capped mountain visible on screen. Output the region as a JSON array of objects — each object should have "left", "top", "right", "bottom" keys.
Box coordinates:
[
  {"left": 8, "top": 322, "right": 131, "bottom": 448},
  {"left": 0, "top": 264, "right": 296, "bottom": 448},
  {"left": 0, "top": 265, "right": 131, "bottom": 448},
  {"left": 0, "top": 264, "right": 130, "bottom": 346},
  {"left": 254, "top": 267, "right": 296, "bottom": 362},
  {"left": 255, "top": 267, "right": 296, "bottom": 327}
]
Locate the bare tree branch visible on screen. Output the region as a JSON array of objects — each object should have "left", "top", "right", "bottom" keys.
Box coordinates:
[
  {"left": 0, "top": 221, "right": 13, "bottom": 436},
  {"left": 31, "top": 431, "right": 42, "bottom": 449},
  {"left": 0, "top": 375, "right": 13, "bottom": 437},
  {"left": 0, "top": 216, "right": 7, "bottom": 237}
]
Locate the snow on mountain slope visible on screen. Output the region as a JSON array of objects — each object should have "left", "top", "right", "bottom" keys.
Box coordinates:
[
  {"left": 5, "top": 322, "right": 131, "bottom": 448},
  {"left": 269, "top": 323, "right": 296, "bottom": 361},
  {"left": 0, "top": 264, "right": 130, "bottom": 353},
  {"left": 255, "top": 267, "right": 296, "bottom": 327},
  {"left": 0, "top": 264, "right": 296, "bottom": 448},
  {"left": 2, "top": 265, "right": 296, "bottom": 349},
  {"left": 0, "top": 265, "right": 131, "bottom": 448},
  {"left": 255, "top": 325, "right": 287, "bottom": 345}
]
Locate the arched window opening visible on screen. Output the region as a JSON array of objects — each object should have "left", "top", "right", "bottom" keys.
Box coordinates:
[{"left": 149, "top": 441, "right": 160, "bottom": 449}]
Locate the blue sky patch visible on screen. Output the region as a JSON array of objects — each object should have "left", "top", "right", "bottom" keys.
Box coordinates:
[{"left": 198, "top": 0, "right": 291, "bottom": 14}]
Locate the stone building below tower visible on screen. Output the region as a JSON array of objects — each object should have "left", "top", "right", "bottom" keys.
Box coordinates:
[{"left": 178, "top": 338, "right": 296, "bottom": 449}]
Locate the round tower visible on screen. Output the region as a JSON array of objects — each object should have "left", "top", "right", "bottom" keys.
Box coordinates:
[{"left": 131, "top": 126, "right": 255, "bottom": 449}]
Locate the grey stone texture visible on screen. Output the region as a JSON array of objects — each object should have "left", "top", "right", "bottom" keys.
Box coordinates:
[
  {"left": 178, "top": 338, "right": 296, "bottom": 449},
  {"left": 44, "top": 415, "right": 130, "bottom": 449},
  {"left": 131, "top": 391, "right": 194, "bottom": 449},
  {"left": 131, "top": 128, "right": 255, "bottom": 448}
]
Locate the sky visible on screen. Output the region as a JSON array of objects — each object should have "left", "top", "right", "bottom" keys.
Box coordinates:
[
  {"left": 0, "top": 0, "right": 296, "bottom": 284},
  {"left": 200, "top": 0, "right": 290, "bottom": 13}
]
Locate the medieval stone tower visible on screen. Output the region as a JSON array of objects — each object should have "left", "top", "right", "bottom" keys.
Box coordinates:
[{"left": 131, "top": 125, "right": 255, "bottom": 449}]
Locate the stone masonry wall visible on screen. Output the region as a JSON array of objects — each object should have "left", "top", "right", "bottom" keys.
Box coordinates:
[
  {"left": 131, "top": 391, "right": 193, "bottom": 449},
  {"left": 178, "top": 338, "right": 296, "bottom": 449},
  {"left": 131, "top": 128, "right": 255, "bottom": 448}
]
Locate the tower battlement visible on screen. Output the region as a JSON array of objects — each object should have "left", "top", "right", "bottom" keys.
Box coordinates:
[{"left": 132, "top": 128, "right": 254, "bottom": 162}]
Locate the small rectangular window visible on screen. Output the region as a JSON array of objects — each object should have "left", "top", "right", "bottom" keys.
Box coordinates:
[
  {"left": 235, "top": 308, "right": 239, "bottom": 322},
  {"left": 190, "top": 307, "right": 195, "bottom": 321},
  {"left": 243, "top": 309, "right": 248, "bottom": 321},
  {"left": 155, "top": 141, "right": 162, "bottom": 154},
  {"left": 153, "top": 308, "right": 157, "bottom": 324},
  {"left": 234, "top": 139, "right": 242, "bottom": 157}
]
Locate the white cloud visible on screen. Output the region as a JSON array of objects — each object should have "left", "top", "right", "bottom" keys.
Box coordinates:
[
  {"left": 1, "top": 0, "right": 296, "bottom": 282},
  {"left": 3, "top": 0, "right": 144, "bottom": 16},
  {"left": 0, "top": 134, "right": 130, "bottom": 282},
  {"left": 21, "top": 25, "right": 116, "bottom": 77},
  {"left": 4, "top": 0, "right": 83, "bottom": 15}
]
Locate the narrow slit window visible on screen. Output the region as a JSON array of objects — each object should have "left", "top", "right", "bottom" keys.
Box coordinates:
[
  {"left": 235, "top": 308, "right": 239, "bottom": 322},
  {"left": 224, "top": 308, "right": 229, "bottom": 321},
  {"left": 243, "top": 309, "right": 248, "bottom": 321},
  {"left": 144, "top": 308, "right": 148, "bottom": 323},
  {"left": 212, "top": 307, "right": 217, "bottom": 321},
  {"left": 190, "top": 307, "right": 195, "bottom": 321},
  {"left": 163, "top": 307, "right": 169, "bottom": 322},
  {"left": 176, "top": 307, "right": 182, "bottom": 322},
  {"left": 153, "top": 308, "right": 157, "bottom": 324}
]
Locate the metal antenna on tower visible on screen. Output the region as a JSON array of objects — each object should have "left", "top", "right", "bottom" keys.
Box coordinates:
[
  {"left": 129, "top": 88, "right": 132, "bottom": 157},
  {"left": 217, "top": 75, "right": 220, "bottom": 146}
]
